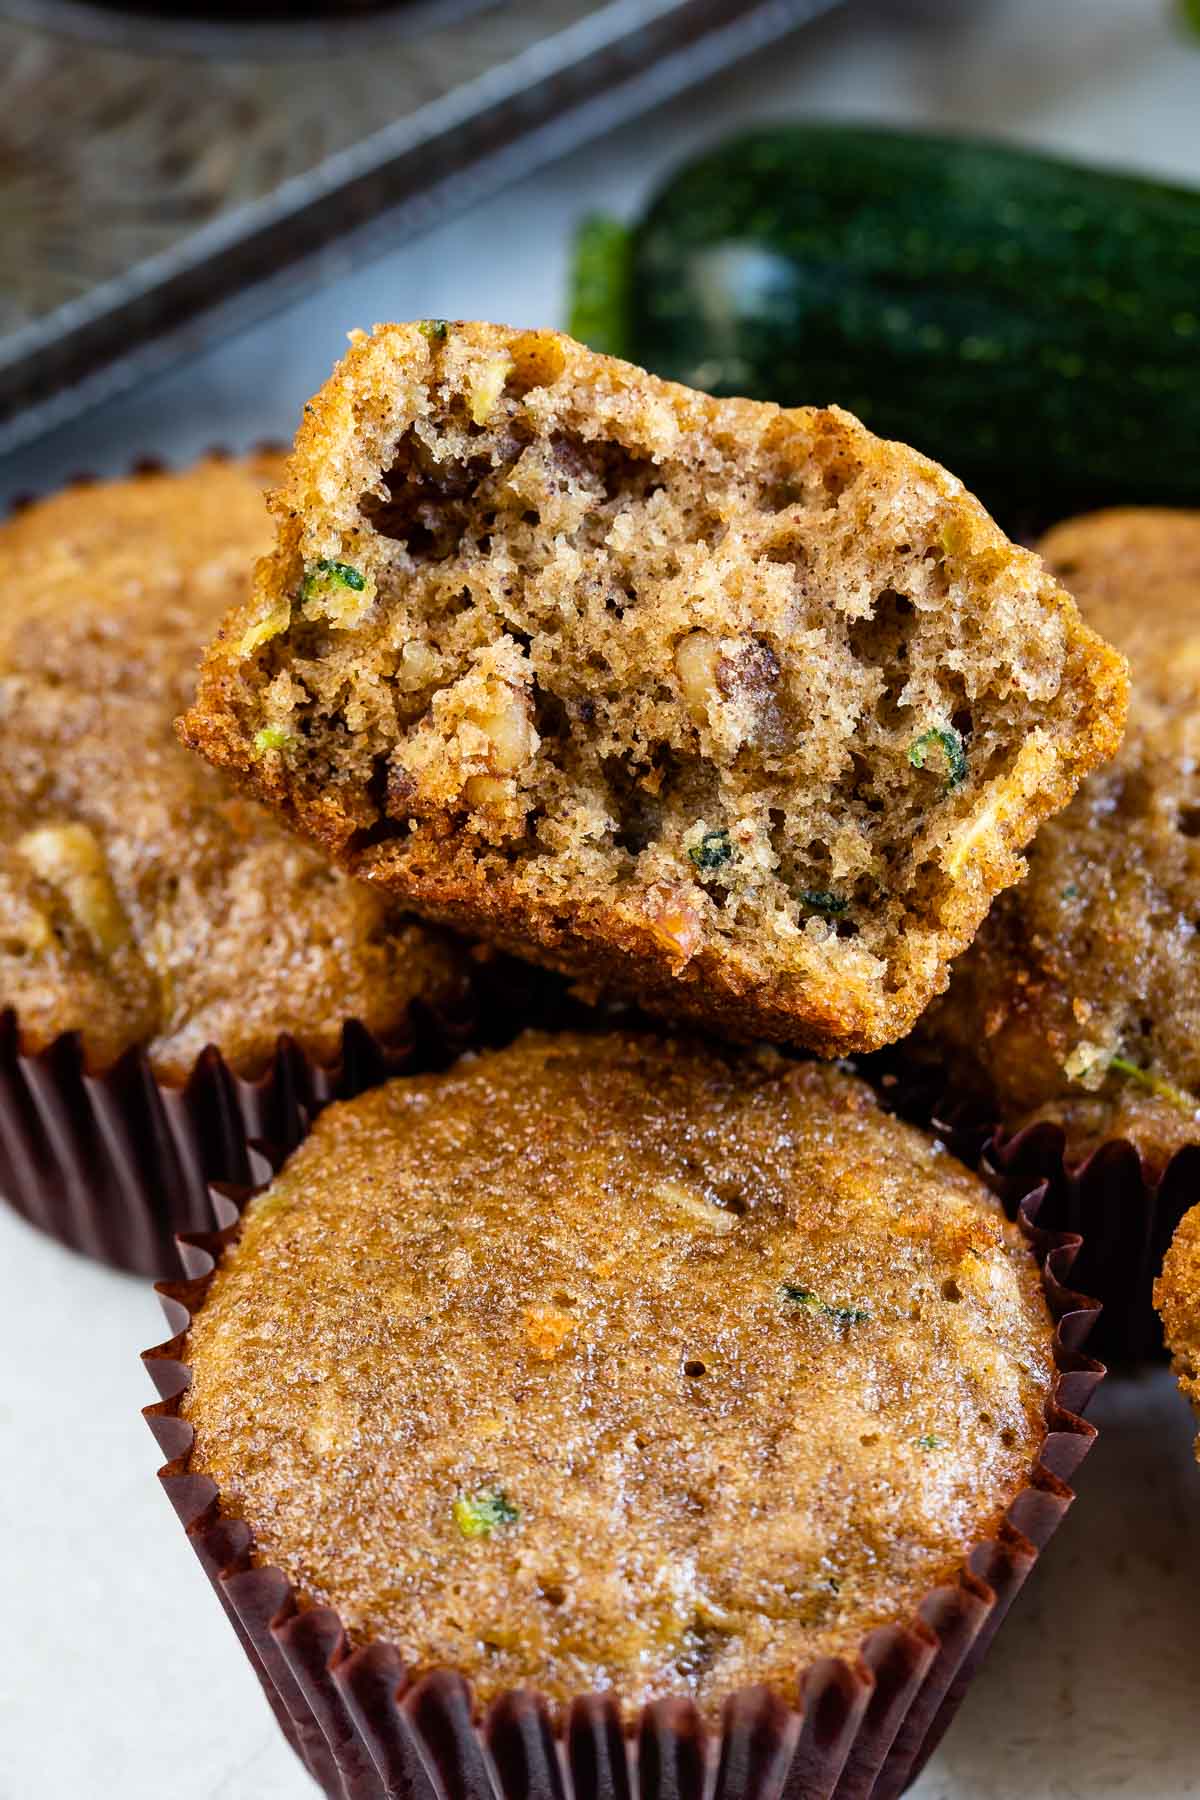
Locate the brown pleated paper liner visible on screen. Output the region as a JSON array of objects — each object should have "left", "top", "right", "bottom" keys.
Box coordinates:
[
  {"left": 872, "top": 1069, "right": 1198, "bottom": 1366},
  {"left": 0, "top": 1001, "right": 475, "bottom": 1278},
  {"left": 143, "top": 1157, "right": 1103, "bottom": 1800},
  {"left": 986, "top": 1125, "right": 1199, "bottom": 1366}
]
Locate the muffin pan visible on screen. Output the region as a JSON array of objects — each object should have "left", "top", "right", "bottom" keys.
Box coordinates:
[{"left": 0, "top": 0, "right": 846, "bottom": 453}]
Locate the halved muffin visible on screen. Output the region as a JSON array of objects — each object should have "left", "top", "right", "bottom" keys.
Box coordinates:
[{"left": 180, "top": 323, "right": 1127, "bottom": 1055}]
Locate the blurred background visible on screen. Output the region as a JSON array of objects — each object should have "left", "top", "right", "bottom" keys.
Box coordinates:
[
  {"left": 1, "top": 2, "right": 1198, "bottom": 1796},
  {"left": 2, "top": 0, "right": 1198, "bottom": 504}
]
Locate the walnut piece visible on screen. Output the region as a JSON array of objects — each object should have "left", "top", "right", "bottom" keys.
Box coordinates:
[
  {"left": 644, "top": 886, "right": 703, "bottom": 967},
  {"left": 478, "top": 681, "right": 538, "bottom": 775},
  {"left": 17, "top": 822, "right": 129, "bottom": 956},
  {"left": 674, "top": 631, "right": 721, "bottom": 724}
]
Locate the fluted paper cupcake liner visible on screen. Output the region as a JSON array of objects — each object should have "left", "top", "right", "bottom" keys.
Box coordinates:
[
  {"left": 143, "top": 1157, "right": 1103, "bottom": 1800},
  {"left": 0, "top": 1003, "right": 481, "bottom": 1278},
  {"left": 985, "top": 1125, "right": 1199, "bottom": 1366},
  {"left": 871, "top": 1068, "right": 1198, "bottom": 1365}
]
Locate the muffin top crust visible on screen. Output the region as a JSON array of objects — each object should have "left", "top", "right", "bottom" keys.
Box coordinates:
[
  {"left": 183, "top": 1030, "right": 1056, "bottom": 1718},
  {"left": 917, "top": 508, "right": 1200, "bottom": 1170},
  {"left": 0, "top": 457, "right": 467, "bottom": 1078},
  {"left": 1156, "top": 1202, "right": 1200, "bottom": 1461}
]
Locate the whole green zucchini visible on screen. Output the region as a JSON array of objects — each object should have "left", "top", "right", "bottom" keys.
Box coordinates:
[{"left": 569, "top": 125, "right": 1200, "bottom": 520}]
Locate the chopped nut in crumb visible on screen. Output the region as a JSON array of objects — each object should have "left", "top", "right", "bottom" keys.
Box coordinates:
[
  {"left": 674, "top": 631, "right": 720, "bottom": 723},
  {"left": 9, "top": 902, "right": 53, "bottom": 955},
  {"left": 1062, "top": 1039, "right": 1112, "bottom": 1089},
  {"left": 477, "top": 683, "right": 538, "bottom": 776},
  {"left": 396, "top": 639, "right": 439, "bottom": 689},
  {"left": 17, "top": 822, "right": 129, "bottom": 956},
  {"left": 644, "top": 888, "right": 703, "bottom": 967},
  {"left": 463, "top": 774, "right": 511, "bottom": 808}
]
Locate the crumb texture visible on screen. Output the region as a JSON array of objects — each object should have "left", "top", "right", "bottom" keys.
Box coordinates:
[
  {"left": 184, "top": 1031, "right": 1056, "bottom": 1717},
  {"left": 0, "top": 458, "right": 467, "bottom": 1078},
  {"left": 181, "top": 322, "right": 1127, "bottom": 1054},
  {"left": 920, "top": 509, "right": 1200, "bottom": 1169}
]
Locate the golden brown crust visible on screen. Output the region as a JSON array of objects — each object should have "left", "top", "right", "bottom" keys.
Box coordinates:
[
  {"left": 1, "top": 458, "right": 468, "bottom": 1079},
  {"left": 183, "top": 1031, "right": 1056, "bottom": 1718},
  {"left": 0, "top": 452, "right": 286, "bottom": 702},
  {"left": 180, "top": 323, "right": 1128, "bottom": 1057},
  {"left": 918, "top": 508, "right": 1200, "bottom": 1171},
  {"left": 1155, "top": 1202, "right": 1200, "bottom": 1460}
]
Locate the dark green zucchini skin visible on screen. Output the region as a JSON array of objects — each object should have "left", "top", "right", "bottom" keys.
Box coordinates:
[{"left": 570, "top": 126, "right": 1200, "bottom": 523}]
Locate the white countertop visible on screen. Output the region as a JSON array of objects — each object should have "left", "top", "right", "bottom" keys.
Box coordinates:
[{"left": 3, "top": 2, "right": 1200, "bottom": 1795}]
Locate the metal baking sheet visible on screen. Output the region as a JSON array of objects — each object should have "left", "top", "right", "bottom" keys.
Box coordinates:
[{"left": 0, "top": 0, "right": 845, "bottom": 452}]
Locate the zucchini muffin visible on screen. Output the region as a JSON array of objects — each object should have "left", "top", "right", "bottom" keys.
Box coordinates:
[
  {"left": 182, "top": 1031, "right": 1060, "bottom": 1718},
  {"left": 917, "top": 509, "right": 1200, "bottom": 1171},
  {"left": 179, "top": 322, "right": 1127, "bottom": 1056},
  {"left": 1156, "top": 1204, "right": 1200, "bottom": 1457},
  {"left": 1, "top": 456, "right": 467, "bottom": 1080}
]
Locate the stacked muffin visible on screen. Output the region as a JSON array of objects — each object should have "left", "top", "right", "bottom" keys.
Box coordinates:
[
  {"left": 123, "top": 326, "right": 1138, "bottom": 1797},
  {"left": 917, "top": 508, "right": 1200, "bottom": 1358},
  {"left": 920, "top": 508, "right": 1200, "bottom": 1170}
]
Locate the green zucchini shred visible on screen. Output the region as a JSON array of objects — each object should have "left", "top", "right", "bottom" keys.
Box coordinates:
[
  {"left": 780, "top": 1283, "right": 870, "bottom": 1325},
  {"left": 908, "top": 725, "right": 968, "bottom": 791},
  {"left": 916, "top": 1432, "right": 946, "bottom": 1451},
  {"left": 452, "top": 1489, "right": 519, "bottom": 1539},
  {"left": 252, "top": 725, "right": 292, "bottom": 756},
  {"left": 1109, "top": 1055, "right": 1198, "bottom": 1115},
  {"left": 799, "top": 889, "right": 848, "bottom": 915},
  {"left": 824, "top": 1301, "right": 871, "bottom": 1326},
  {"left": 689, "top": 828, "right": 733, "bottom": 873},
  {"left": 300, "top": 559, "right": 366, "bottom": 601},
  {"left": 419, "top": 319, "right": 450, "bottom": 341}
]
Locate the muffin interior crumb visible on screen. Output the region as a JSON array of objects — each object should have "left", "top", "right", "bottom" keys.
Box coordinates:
[{"left": 183, "top": 324, "right": 1127, "bottom": 1051}]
